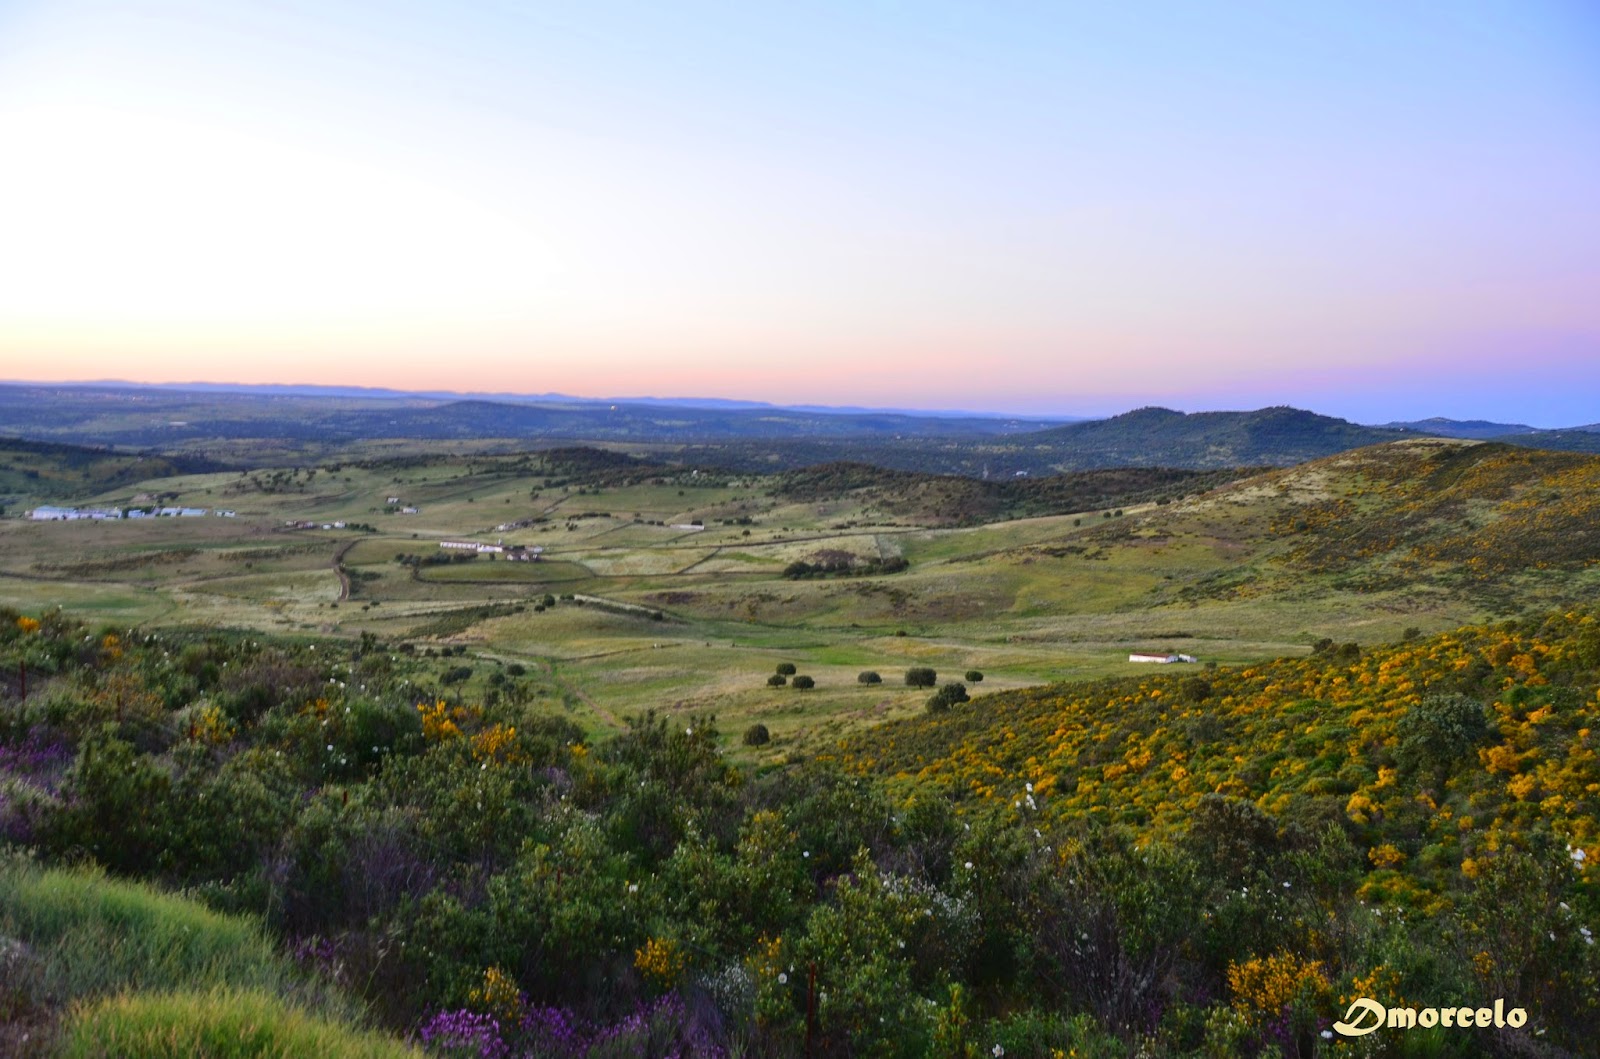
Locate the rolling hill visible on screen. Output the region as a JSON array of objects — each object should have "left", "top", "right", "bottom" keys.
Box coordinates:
[
  {"left": 1015, "top": 405, "right": 1415, "bottom": 468},
  {"left": 676, "top": 406, "right": 1436, "bottom": 477},
  {"left": 773, "top": 461, "right": 1256, "bottom": 526},
  {"left": 0, "top": 438, "right": 230, "bottom": 507}
]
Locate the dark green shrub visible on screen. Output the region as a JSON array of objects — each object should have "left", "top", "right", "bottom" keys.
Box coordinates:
[
  {"left": 965, "top": 670, "right": 983, "bottom": 683},
  {"left": 926, "top": 683, "right": 968, "bottom": 712},
  {"left": 743, "top": 723, "right": 771, "bottom": 746},
  {"left": 776, "top": 663, "right": 797, "bottom": 676},
  {"left": 905, "top": 667, "right": 937, "bottom": 688},
  {"left": 767, "top": 674, "right": 787, "bottom": 687},
  {"left": 858, "top": 671, "right": 882, "bottom": 685},
  {"left": 47, "top": 735, "right": 173, "bottom": 875},
  {"left": 1395, "top": 692, "right": 1489, "bottom": 777},
  {"left": 792, "top": 675, "right": 815, "bottom": 690}
]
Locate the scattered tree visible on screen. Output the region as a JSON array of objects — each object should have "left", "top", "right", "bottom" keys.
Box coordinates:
[{"left": 926, "top": 682, "right": 968, "bottom": 711}]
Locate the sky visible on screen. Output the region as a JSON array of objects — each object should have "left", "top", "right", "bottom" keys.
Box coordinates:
[{"left": 0, "top": 1, "right": 1597, "bottom": 426}]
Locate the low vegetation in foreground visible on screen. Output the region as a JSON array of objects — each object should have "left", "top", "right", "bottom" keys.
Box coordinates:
[
  {"left": 0, "top": 857, "right": 413, "bottom": 1057},
  {"left": 2, "top": 603, "right": 1597, "bottom": 1057}
]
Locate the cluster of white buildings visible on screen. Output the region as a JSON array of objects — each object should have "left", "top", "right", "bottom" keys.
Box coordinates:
[
  {"left": 28, "top": 506, "right": 234, "bottom": 521},
  {"left": 441, "top": 539, "right": 502, "bottom": 554},
  {"left": 1128, "top": 651, "right": 1200, "bottom": 664},
  {"left": 439, "top": 540, "right": 544, "bottom": 560},
  {"left": 28, "top": 505, "right": 121, "bottom": 521}
]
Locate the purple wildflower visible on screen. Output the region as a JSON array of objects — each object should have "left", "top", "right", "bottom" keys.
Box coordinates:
[
  {"left": 420, "top": 1009, "right": 509, "bottom": 1059},
  {"left": 0, "top": 730, "right": 72, "bottom": 791}
]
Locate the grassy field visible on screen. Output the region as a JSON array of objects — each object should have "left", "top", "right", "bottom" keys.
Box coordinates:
[
  {"left": 0, "top": 860, "right": 411, "bottom": 1057},
  {"left": 6, "top": 439, "right": 1598, "bottom": 760}
]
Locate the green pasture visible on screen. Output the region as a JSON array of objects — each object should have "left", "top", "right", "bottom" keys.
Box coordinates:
[{"left": 5, "top": 443, "right": 1586, "bottom": 750}]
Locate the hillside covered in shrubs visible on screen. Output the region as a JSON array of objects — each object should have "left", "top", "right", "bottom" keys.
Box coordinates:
[{"left": 2, "top": 606, "right": 1597, "bottom": 1056}]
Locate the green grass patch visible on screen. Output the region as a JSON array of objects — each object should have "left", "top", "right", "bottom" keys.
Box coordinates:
[
  {"left": 57, "top": 989, "right": 419, "bottom": 1059},
  {"left": 0, "top": 860, "right": 314, "bottom": 1007}
]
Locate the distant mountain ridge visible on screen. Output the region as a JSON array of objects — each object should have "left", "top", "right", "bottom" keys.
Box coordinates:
[
  {"left": 0, "top": 384, "right": 1065, "bottom": 452},
  {"left": 2, "top": 383, "right": 1595, "bottom": 475},
  {"left": 1381, "top": 417, "right": 1539, "bottom": 438},
  {"left": 3, "top": 380, "right": 1075, "bottom": 423}
]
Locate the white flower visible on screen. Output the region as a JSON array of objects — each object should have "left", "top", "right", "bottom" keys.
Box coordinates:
[
  {"left": 803, "top": 851, "right": 810, "bottom": 858},
  {"left": 1025, "top": 782, "right": 1033, "bottom": 793},
  {"left": 1321, "top": 1030, "right": 1334, "bottom": 1039},
  {"left": 964, "top": 861, "right": 974, "bottom": 870},
  {"left": 628, "top": 883, "right": 638, "bottom": 894},
  {"left": 685, "top": 727, "right": 693, "bottom": 735},
  {"left": 993, "top": 1046, "right": 1005, "bottom": 1057},
  {"left": 777, "top": 973, "right": 788, "bottom": 985}
]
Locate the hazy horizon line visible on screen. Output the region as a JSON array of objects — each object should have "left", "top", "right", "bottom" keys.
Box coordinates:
[{"left": 1, "top": 375, "right": 1583, "bottom": 431}]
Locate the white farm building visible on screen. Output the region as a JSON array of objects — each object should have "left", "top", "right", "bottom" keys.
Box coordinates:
[{"left": 440, "top": 541, "right": 504, "bottom": 555}]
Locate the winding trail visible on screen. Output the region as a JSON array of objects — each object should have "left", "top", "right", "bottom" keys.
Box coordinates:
[
  {"left": 536, "top": 656, "right": 624, "bottom": 729},
  {"left": 332, "top": 540, "right": 357, "bottom": 601}
]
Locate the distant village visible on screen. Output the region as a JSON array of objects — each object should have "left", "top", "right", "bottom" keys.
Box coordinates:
[
  {"left": 27, "top": 505, "right": 235, "bottom": 521},
  {"left": 439, "top": 540, "right": 545, "bottom": 561}
]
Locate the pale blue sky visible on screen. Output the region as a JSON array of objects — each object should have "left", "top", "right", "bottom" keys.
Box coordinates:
[{"left": 1, "top": 1, "right": 1597, "bottom": 423}]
